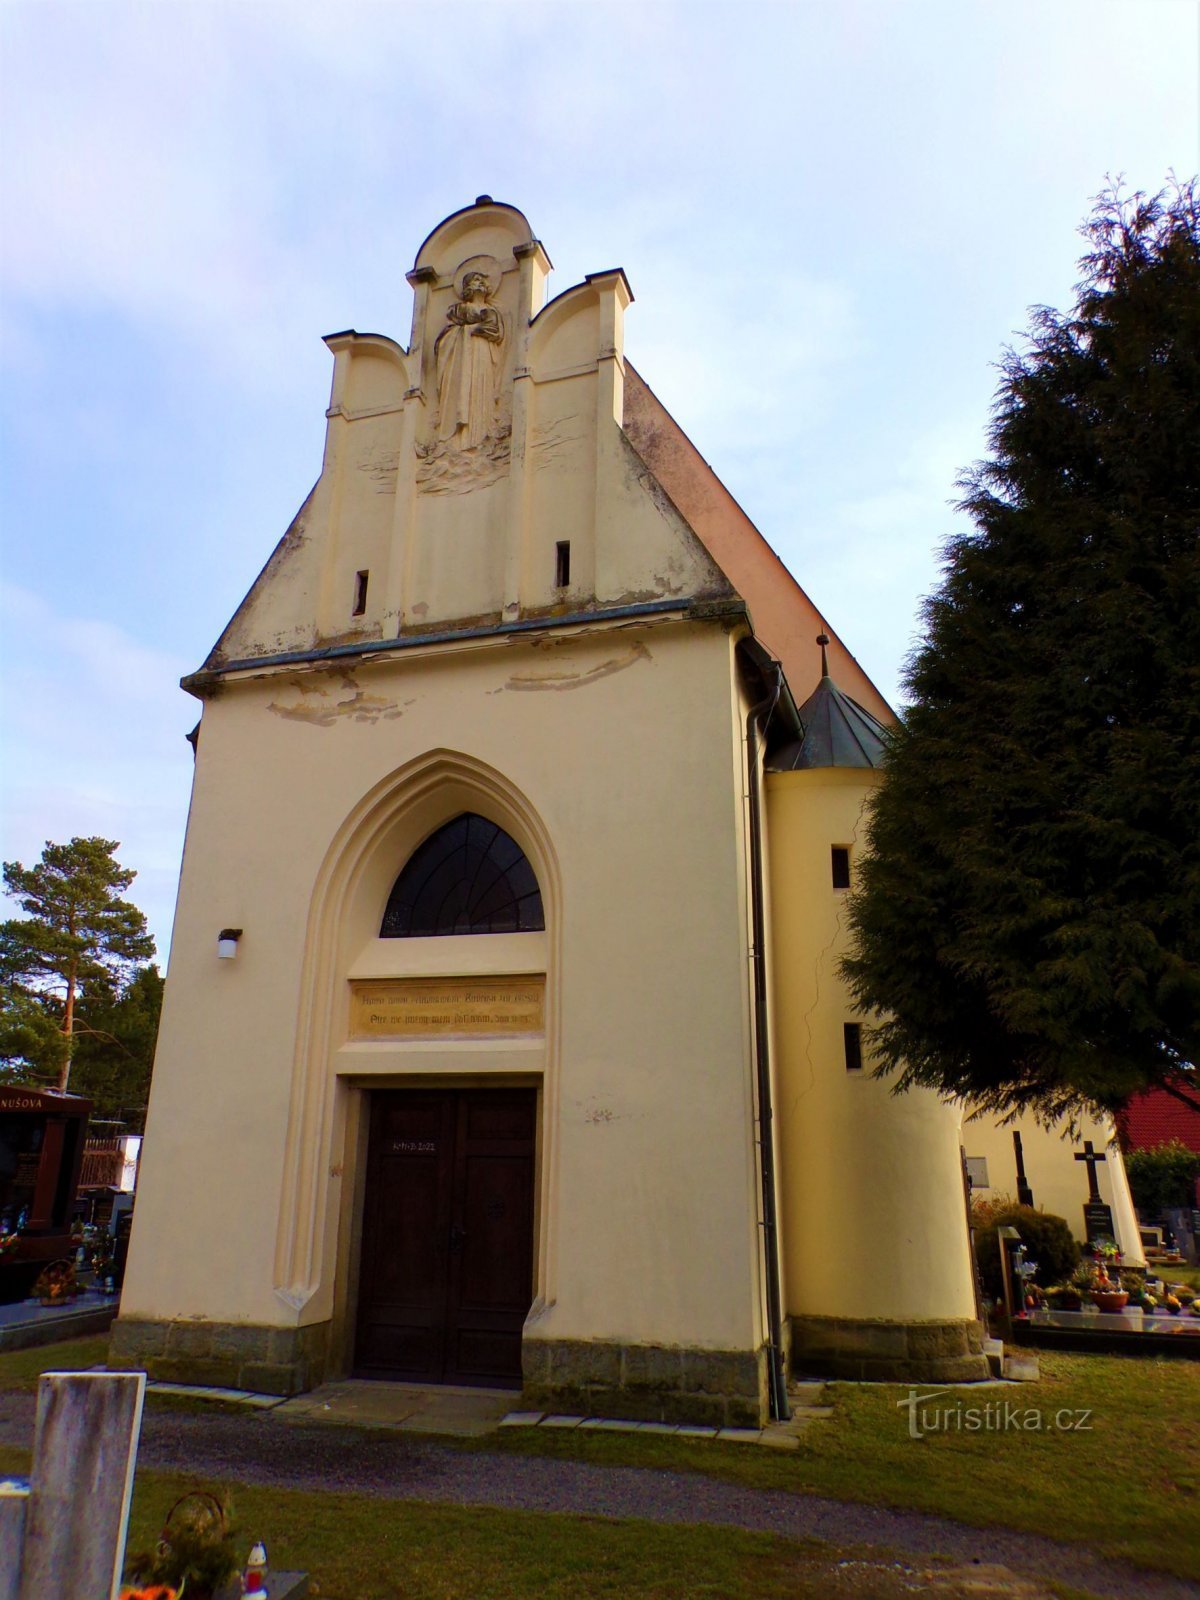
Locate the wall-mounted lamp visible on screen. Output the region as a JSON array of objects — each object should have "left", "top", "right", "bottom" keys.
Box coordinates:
[{"left": 217, "top": 928, "right": 243, "bottom": 960}]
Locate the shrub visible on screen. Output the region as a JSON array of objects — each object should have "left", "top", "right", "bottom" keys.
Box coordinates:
[
  {"left": 971, "top": 1201, "right": 1081, "bottom": 1302},
  {"left": 1124, "top": 1140, "right": 1200, "bottom": 1217}
]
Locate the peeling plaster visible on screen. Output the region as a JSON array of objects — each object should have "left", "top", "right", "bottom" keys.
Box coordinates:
[
  {"left": 498, "top": 640, "right": 650, "bottom": 692},
  {"left": 267, "top": 671, "right": 416, "bottom": 727}
]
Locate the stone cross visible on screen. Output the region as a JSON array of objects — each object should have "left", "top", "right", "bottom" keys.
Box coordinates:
[
  {"left": 0, "top": 1371, "right": 145, "bottom": 1600},
  {"left": 1012, "top": 1129, "right": 1034, "bottom": 1208},
  {"left": 1074, "top": 1140, "right": 1107, "bottom": 1203}
]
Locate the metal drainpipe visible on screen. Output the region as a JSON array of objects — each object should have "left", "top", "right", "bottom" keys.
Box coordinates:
[{"left": 746, "top": 664, "right": 790, "bottom": 1423}]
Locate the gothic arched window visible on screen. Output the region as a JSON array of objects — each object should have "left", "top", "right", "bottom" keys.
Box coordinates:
[{"left": 380, "top": 813, "right": 545, "bottom": 937}]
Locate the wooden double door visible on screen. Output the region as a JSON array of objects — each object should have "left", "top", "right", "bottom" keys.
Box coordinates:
[{"left": 354, "top": 1088, "right": 536, "bottom": 1387}]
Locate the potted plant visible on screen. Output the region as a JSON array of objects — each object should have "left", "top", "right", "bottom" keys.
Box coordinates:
[
  {"left": 125, "top": 1491, "right": 239, "bottom": 1600},
  {"left": 1087, "top": 1240, "right": 1128, "bottom": 1311},
  {"left": 1093, "top": 1282, "right": 1130, "bottom": 1312},
  {"left": 1070, "top": 1261, "right": 1100, "bottom": 1305}
]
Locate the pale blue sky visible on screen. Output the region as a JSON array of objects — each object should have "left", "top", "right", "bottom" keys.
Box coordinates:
[{"left": 2, "top": 0, "right": 1197, "bottom": 956}]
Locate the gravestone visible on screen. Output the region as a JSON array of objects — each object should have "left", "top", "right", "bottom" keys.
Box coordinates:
[
  {"left": 0, "top": 1480, "right": 28, "bottom": 1600},
  {"left": 12, "top": 1371, "right": 144, "bottom": 1600},
  {"left": 1084, "top": 1200, "right": 1117, "bottom": 1244},
  {"left": 1012, "top": 1130, "right": 1034, "bottom": 1208},
  {"left": 1074, "top": 1142, "right": 1115, "bottom": 1243}
]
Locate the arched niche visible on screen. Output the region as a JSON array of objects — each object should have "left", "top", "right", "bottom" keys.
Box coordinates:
[{"left": 273, "top": 751, "right": 561, "bottom": 1316}]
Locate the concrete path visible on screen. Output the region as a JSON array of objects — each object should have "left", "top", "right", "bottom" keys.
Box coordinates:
[{"left": 0, "top": 1392, "right": 1192, "bottom": 1600}]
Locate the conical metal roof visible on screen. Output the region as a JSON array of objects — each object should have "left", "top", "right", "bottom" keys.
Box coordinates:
[{"left": 769, "top": 636, "right": 890, "bottom": 771}]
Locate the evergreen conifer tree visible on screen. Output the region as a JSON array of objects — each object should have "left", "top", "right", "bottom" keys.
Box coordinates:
[
  {"left": 1, "top": 837, "right": 156, "bottom": 1092},
  {"left": 842, "top": 181, "right": 1200, "bottom": 1119}
]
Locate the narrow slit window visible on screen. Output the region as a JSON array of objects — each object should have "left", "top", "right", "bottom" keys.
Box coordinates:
[
  {"left": 554, "top": 541, "right": 571, "bottom": 588},
  {"left": 352, "top": 570, "right": 369, "bottom": 616},
  {"left": 831, "top": 846, "right": 851, "bottom": 889},
  {"left": 843, "top": 1022, "right": 863, "bottom": 1073}
]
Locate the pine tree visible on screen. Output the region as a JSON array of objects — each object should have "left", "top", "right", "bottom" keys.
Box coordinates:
[
  {"left": 1, "top": 838, "right": 156, "bottom": 1093},
  {"left": 69, "top": 964, "right": 164, "bottom": 1119},
  {"left": 842, "top": 181, "right": 1200, "bottom": 1120}
]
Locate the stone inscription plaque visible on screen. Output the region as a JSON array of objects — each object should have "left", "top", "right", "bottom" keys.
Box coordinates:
[{"left": 350, "top": 976, "right": 545, "bottom": 1039}]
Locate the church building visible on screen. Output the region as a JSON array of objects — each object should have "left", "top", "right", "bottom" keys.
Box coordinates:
[{"left": 113, "top": 200, "right": 1140, "bottom": 1425}]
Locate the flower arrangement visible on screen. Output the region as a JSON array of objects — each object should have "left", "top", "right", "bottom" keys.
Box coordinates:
[
  {"left": 125, "top": 1490, "right": 240, "bottom": 1600},
  {"left": 0, "top": 1232, "right": 21, "bottom": 1261},
  {"left": 32, "top": 1259, "right": 77, "bottom": 1304},
  {"left": 1085, "top": 1240, "right": 1129, "bottom": 1310}
]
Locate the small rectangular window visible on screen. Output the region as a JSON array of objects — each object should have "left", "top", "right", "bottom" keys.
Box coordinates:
[
  {"left": 831, "top": 846, "right": 851, "bottom": 889},
  {"left": 555, "top": 541, "right": 571, "bottom": 588},
  {"left": 843, "top": 1022, "right": 863, "bottom": 1073},
  {"left": 352, "top": 570, "right": 369, "bottom": 616}
]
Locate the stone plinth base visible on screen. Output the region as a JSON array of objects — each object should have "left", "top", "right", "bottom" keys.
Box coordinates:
[
  {"left": 789, "top": 1314, "right": 989, "bottom": 1383},
  {"left": 108, "top": 1317, "right": 330, "bottom": 1395},
  {"left": 521, "top": 1339, "right": 768, "bottom": 1427}
]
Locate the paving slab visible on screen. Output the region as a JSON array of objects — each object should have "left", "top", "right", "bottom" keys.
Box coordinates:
[
  {"left": 716, "top": 1427, "right": 763, "bottom": 1443},
  {"left": 1003, "top": 1357, "right": 1041, "bottom": 1383},
  {"left": 539, "top": 1414, "right": 584, "bottom": 1428},
  {"left": 147, "top": 1381, "right": 285, "bottom": 1409},
  {"left": 499, "top": 1410, "right": 544, "bottom": 1427},
  {"left": 273, "top": 1380, "right": 512, "bottom": 1435},
  {"left": 215, "top": 1572, "right": 308, "bottom": 1600}
]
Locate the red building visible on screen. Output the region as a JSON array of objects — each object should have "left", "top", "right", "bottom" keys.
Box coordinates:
[{"left": 1118, "top": 1082, "right": 1200, "bottom": 1156}]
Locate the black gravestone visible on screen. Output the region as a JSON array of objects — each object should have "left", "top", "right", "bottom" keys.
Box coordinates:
[{"left": 1084, "top": 1200, "right": 1116, "bottom": 1244}]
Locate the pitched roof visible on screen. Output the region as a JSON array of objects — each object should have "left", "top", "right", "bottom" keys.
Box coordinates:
[
  {"left": 769, "top": 637, "right": 890, "bottom": 770},
  {"left": 1118, "top": 1083, "right": 1200, "bottom": 1154},
  {"left": 621, "top": 365, "right": 894, "bottom": 725}
]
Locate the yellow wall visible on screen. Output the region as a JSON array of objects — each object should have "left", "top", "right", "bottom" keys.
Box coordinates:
[
  {"left": 766, "top": 767, "right": 979, "bottom": 1324},
  {"left": 960, "top": 1110, "right": 1144, "bottom": 1265},
  {"left": 125, "top": 618, "right": 769, "bottom": 1359}
]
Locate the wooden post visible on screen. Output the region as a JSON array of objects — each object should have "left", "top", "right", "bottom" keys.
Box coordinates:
[{"left": 17, "top": 1371, "right": 145, "bottom": 1600}]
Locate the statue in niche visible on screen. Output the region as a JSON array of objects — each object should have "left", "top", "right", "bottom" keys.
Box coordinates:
[
  {"left": 416, "top": 257, "right": 510, "bottom": 493},
  {"left": 432, "top": 265, "right": 506, "bottom": 449}
]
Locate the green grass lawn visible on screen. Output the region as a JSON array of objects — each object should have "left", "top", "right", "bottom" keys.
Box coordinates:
[
  {"left": 119, "top": 1476, "right": 962, "bottom": 1600},
  {"left": 0, "top": 1444, "right": 1044, "bottom": 1600},
  {"left": 0, "top": 1337, "right": 1195, "bottom": 1587},
  {"left": 0, "top": 1333, "right": 109, "bottom": 1389},
  {"left": 489, "top": 1352, "right": 1200, "bottom": 1580}
]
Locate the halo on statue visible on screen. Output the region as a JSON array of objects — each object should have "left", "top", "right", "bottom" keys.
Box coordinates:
[{"left": 455, "top": 254, "right": 503, "bottom": 300}]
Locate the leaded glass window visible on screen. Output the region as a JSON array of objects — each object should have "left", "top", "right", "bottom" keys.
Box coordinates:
[{"left": 381, "top": 814, "right": 544, "bottom": 937}]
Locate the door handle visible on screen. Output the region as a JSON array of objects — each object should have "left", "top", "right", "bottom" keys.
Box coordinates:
[{"left": 449, "top": 1224, "right": 466, "bottom": 1254}]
